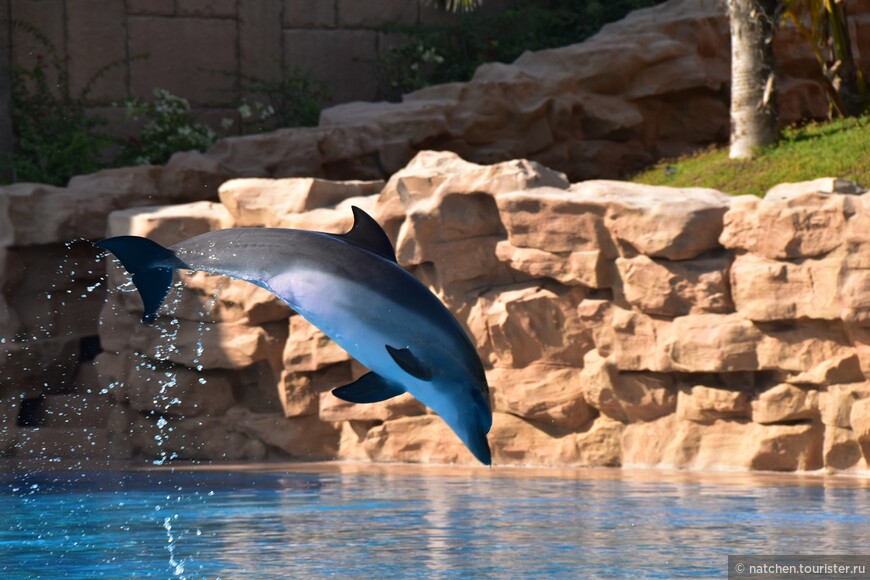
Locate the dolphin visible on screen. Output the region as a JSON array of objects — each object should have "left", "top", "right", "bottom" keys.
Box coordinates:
[{"left": 96, "top": 206, "right": 493, "bottom": 464}]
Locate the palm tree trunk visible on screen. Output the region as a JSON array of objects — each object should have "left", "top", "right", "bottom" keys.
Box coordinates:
[{"left": 728, "top": 0, "right": 780, "bottom": 159}]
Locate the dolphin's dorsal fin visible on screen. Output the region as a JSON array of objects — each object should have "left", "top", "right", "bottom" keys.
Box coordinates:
[
  {"left": 386, "top": 345, "right": 433, "bottom": 381},
  {"left": 332, "top": 372, "right": 406, "bottom": 403},
  {"left": 336, "top": 206, "right": 397, "bottom": 263}
]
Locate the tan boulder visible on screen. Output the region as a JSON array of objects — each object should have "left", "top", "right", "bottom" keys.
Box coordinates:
[
  {"left": 843, "top": 325, "right": 870, "bottom": 379},
  {"left": 386, "top": 155, "right": 567, "bottom": 292},
  {"left": 488, "top": 364, "right": 594, "bottom": 431},
  {"left": 284, "top": 316, "right": 351, "bottom": 372},
  {"left": 2, "top": 274, "right": 104, "bottom": 343},
  {"left": 14, "top": 426, "right": 111, "bottom": 460},
  {"left": 107, "top": 201, "right": 232, "bottom": 243},
  {"left": 361, "top": 412, "right": 623, "bottom": 467},
  {"left": 232, "top": 409, "right": 340, "bottom": 460},
  {"left": 756, "top": 320, "right": 857, "bottom": 379},
  {"left": 845, "top": 191, "right": 870, "bottom": 249},
  {"left": 752, "top": 383, "right": 819, "bottom": 424},
  {"left": 676, "top": 385, "right": 751, "bottom": 423},
  {"left": 273, "top": 195, "right": 379, "bottom": 233},
  {"left": 219, "top": 177, "right": 384, "bottom": 227},
  {"left": 374, "top": 150, "right": 484, "bottom": 237},
  {"left": 481, "top": 283, "right": 590, "bottom": 368},
  {"left": 839, "top": 268, "right": 870, "bottom": 326},
  {"left": 579, "top": 350, "right": 676, "bottom": 423},
  {"left": 319, "top": 391, "right": 427, "bottom": 423},
  {"left": 665, "top": 313, "right": 763, "bottom": 372},
  {"left": 764, "top": 177, "right": 865, "bottom": 199},
  {"left": 90, "top": 352, "right": 130, "bottom": 402},
  {"left": 823, "top": 425, "right": 869, "bottom": 471},
  {"left": 491, "top": 414, "right": 623, "bottom": 467},
  {"left": 849, "top": 397, "right": 870, "bottom": 461},
  {"left": 730, "top": 253, "right": 843, "bottom": 321},
  {"left": 127, "top": 317, "right": 287, "bottom": 371},
  {"left": 157, "top": 151, "right": 235, "bottom": 201},
  {"left": 362, "top": 414, "right": 477, "bottom": 464},
  {"left": 611, "top": 308, "right": 672, "bottom": 371},
  {"left": 320, "top": 100, "right": 454, "bottom": 174},
  {"left": 818, "top": 383, "right": 870, "bottom": 428},
  {"left": 495, "top": 187, "right": 611, "bottom": 254},
  {"left": 496, "top": 181, "right": 729, "bottom": 266},
  {"left": 720, "top": 188, "right": 857, "bottom": 259},
  {"left": 496, "top": 242, "right": 611, "bottom": 288},
  {"left": 377, "top": 151, "right": 567, "bottom": 238},
  {"left": 623, "top": 415, "right": 822, "bottom": 471},
  {"left": 611, "top": 311, "right": 763, "bottom": 373},
  {"left": 0, "top": 163, "right": 213, "bottom": 245},
  {"left": 277, "top": 360, "right": 361, "bottom": 418},
  {"left": 572, "top": 181, "right": 731, "bottom": 260},
  {"left": 577, "top": 299, "right": 617, "bottom": 356},
  {"left": 615, "top": 254, "right": 732, "bottom": 316},
  {"left": 173, "top": 271, "right": 292, "bottom": 324},
  {"left": 336, "top": 420, "right": 380, "bottom": 461}
]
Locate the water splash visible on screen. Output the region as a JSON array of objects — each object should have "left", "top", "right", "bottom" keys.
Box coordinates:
[{"left": 163, "top": 514, "right": 186, "bottom": 577}]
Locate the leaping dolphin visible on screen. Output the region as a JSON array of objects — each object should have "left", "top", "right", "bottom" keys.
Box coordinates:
[{"left": 96, "top": 207, "right": 493, "bottom": 464}]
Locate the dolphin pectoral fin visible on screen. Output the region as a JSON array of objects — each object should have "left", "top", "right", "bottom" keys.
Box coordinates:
[
  {"left": 332, "top": 372, "right": 406, "bottom": 403},
  {"left": 385, "top": 345, "right": 433, "bottom": 381},
  {"left": 333, "top": 206, "right": 397, "bottom": 263}
]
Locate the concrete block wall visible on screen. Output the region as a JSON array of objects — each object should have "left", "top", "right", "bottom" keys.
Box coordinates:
[{"left": 0, "top": 0, "right": 484, "bottom": 124}]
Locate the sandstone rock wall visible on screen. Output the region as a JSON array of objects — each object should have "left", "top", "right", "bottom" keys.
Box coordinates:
[
  {"left": 3, "top": 0, "right": 870, "bottom": 470},
  {"left": 62, "top": 151, "right": 869, "bottom": 472}
]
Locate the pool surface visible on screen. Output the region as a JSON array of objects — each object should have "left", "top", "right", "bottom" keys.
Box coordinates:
[{"left": 1, "top": 463, "right": 868, "bottom": 578}]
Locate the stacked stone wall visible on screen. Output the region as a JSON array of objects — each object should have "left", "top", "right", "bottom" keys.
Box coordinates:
[
  {"left": 2, "top": 0, "right": 870, "bottom": 470},
  {"left": 83, "top": 153, "right": 870, "bottom": 471},
  {"left": 2, "top": 0, "right": 491, "bottom": 123}
]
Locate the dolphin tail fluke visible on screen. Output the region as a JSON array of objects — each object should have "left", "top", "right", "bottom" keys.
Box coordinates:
[{"left": 95, "top": 236, "right": 187, "bottom": 322}]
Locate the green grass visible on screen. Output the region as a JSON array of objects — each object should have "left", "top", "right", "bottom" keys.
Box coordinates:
[{"left": 631, "top": 115, "right": 870, "bottom": 196}]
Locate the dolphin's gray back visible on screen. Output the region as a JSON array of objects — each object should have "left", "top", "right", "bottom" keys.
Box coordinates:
[
  {"left": 169, "top": 227, "right": 485, "bottom": 383},
  {"left": 169, "top": 228, "right": 328, "bottom": 289}
]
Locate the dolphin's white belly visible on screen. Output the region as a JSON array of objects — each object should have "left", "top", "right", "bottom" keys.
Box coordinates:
[{"left": 271, "top": 267, "right": 435, "bottom": 388}]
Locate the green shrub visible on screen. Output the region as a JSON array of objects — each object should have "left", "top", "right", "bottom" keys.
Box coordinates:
[
  {"left": 4, "top": 22, "right": 116, "bottom": 186},
  {"left": 215, "top": 63, "right": 329, "bottom": 134},
  {"left": 115, "top": 88, "right": 217, "bottom": 166}
]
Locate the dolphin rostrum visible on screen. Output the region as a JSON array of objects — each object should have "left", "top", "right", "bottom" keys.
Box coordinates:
[{"left": 96, "top": 206, "right": 493, "bottom": 464}]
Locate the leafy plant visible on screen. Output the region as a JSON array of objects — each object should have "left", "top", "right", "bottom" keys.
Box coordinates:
[
  {"left": 219, "top": 64, "right": 329, "bottom": 134},
  {"left": 114, "top": 88, "right": 217, "bottom": 166},
  {"left": 4, "top": 21, "right": 119, "bottom": 186},
  {"left": 376, "top": 41, "right": 446, "bottom": 101},
  {"left": 781, "top": 0, "right": 869, "bottom": 117}
]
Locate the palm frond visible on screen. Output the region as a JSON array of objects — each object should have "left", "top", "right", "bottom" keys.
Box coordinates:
[{"left": 426, "top": 0, "right": 482, "bottom": 13}]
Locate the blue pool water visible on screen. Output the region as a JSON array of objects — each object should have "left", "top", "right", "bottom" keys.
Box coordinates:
[{"left": 1, "top": 464, "right": 868, "bottom": 579}]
